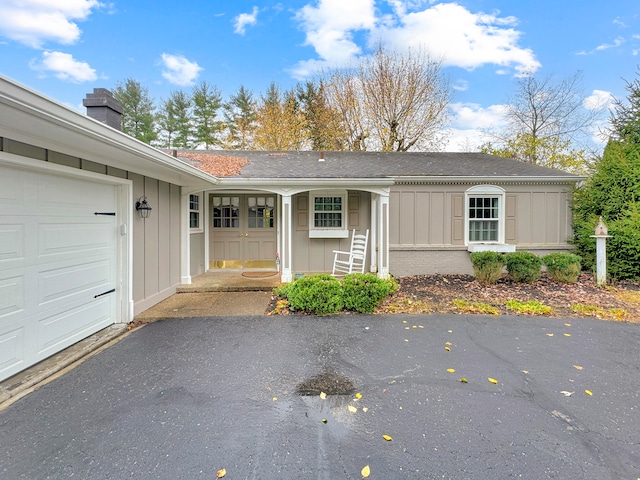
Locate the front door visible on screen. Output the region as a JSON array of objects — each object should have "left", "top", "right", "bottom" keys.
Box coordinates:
[{"left": 209, "top": 194, "right": 277, "bottom": 269}]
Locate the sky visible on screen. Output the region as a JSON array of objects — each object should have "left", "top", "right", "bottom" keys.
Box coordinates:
[{"left": 1, "top": 0, "right": 639, "bottom": 152}]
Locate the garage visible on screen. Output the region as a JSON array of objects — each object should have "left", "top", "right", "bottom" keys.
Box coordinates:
[{"left": 0, "top": 163, "right": 124, "bottom": 381}]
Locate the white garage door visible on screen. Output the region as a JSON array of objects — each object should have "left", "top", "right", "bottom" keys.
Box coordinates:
[{"left": 0, "top": 166, "right": 119, "bottom": 381}]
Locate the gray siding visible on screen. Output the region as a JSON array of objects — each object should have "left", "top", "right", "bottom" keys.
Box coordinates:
[
  {"left": 1, "top": 136, "right": 183, "bottom": 315},
  {"left": 292, "top": 191, "right": 371, "bottom": 273}
]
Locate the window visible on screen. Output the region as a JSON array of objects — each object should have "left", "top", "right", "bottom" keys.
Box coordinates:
[
  {"left": 465, "top": 185, "right": 505, "bottom": 245},
  {"left": 189, "top": 194, "right": 201, "bottom": 231},
  {"left": 212, "top": 196, "right": 240, "bottom": 228},
  {"left": 248, "top": 196, "right": 274, "bottom": 229},
  {"left": 309, "top": 190, "right": 349, "bottom": 238}
]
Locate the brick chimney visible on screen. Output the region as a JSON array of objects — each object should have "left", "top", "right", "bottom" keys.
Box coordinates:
[{"left": 83, "top": 88, "right": 123, "bottom": 130}]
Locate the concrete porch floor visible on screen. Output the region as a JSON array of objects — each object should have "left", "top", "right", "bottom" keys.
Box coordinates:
[{"left": 176, "top": 269, "right": 282, "bottom": 292}]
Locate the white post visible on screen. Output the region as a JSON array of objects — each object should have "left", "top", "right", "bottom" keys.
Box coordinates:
[
  {"left": 377, "top": 193, "right": 390, "bottom": 279},
  {"left": 180, "top": 191, "right": 192, "bottom": 284},
  {"left": 281, "top": 194, "right": 293, "bottom": 283},
  {"left": 370, "top": 194, "right": 378, "bottom": 273},
  {"left": 590, "top": 217, "right": 611, "bottom": 286}
]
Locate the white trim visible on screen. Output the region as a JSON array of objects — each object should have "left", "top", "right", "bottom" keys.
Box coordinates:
[
  {"left": 308, "top": 190, "right": 349, "bottom": 238},
  {"left": 180, "top": 192, "right": 192, "bottom": 284},
  {"left": 464, "top": 185, "right": 506, "bottom": 246},
  {"left": 189, "top": 193, "right": 203, "bottom": 233}
]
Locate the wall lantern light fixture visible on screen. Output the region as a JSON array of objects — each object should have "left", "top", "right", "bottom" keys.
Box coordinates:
[{"left": 135, "top": 196, "right": 152, "bottom": 218}]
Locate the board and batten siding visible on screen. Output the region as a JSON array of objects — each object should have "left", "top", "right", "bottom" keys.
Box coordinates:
[
  {"left": 1, "top": 137, "right": 183, "bottom": 316},
  {"left": 388, "top": 183, "right": 574, "bottom": 277},
  {"left": 292, "top": 191, "right": 371, "bottom": 273}
]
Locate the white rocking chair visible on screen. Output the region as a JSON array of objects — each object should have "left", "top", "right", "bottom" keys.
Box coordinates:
[{"left": 332, "top": 229, "right": 369, "bottom": 277}]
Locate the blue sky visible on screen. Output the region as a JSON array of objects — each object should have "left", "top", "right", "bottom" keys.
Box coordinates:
[{"left": 1, "top": 0, "right": 639, "bottom": 151}]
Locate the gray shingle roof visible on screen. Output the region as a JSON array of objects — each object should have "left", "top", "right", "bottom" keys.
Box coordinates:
[{"left": 177, "top": 150, "right": 582, "bottom": 180}]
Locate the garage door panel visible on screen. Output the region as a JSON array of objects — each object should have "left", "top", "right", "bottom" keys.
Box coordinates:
[
  {"left": 0, "top": 224, "right": 25, "bottom": 262},
  {"left": 38, "top": 222, "right": 114, "bottom": 259},
  {"left": 0, "top": 275, "right": 24, "bottom": 318},
  {"left": 37, "top": 298, "right": 113, "bottom": 358},
  {"left": 0, "top": 324, "right": 25, "bottom": 376},
  {"left": 38, "top": 259, "right": 112, "bottom": 307},
  {"left": 38, "top": 175, "right": 116, "bottom": 213},
  {"left": 0, "top": 170, "right": 26, "bottom": 209}
]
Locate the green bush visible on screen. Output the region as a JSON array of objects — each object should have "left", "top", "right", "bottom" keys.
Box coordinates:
[
  {"left": 342, "top": 273, "right": 398, "bottom": 313},
  {"left": 470, "top": 251, "right": 505, "bottom": 284},
  {"left": 285, "top": 274, "right": 344, "bottom": 314},
  {"left": 543, "top": 253, "right": 582, "bottom": 283},
  {"left": 505, "top": 251, "right": 542, "bottom": 283}
]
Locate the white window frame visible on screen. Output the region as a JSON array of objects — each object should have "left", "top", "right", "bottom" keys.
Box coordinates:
[
  {"left": 308, "top": 190, "right": 349, "bottom": 238},
  {"left": 189, "top": 193, "right": 203, "bottom": 233},
  {"left": 464, "top": 185, "right": 506, "bottom": 246}
]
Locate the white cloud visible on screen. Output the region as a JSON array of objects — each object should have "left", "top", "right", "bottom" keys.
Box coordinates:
[
  {"left": 292, "top": 1, "right": 540, "bottom": 79},
  {"left": 30, "top": 51, "right": 97, "bottom": 82},
  {"left": 234, "top": 6, "right": 259, "bottom": 35},
  {"left": 596, "top": 36, "right": 625, "bottom": 51},
  {"left": 583, "top": 90, "right": 614, "bottom": 111},
  {"left": 160, "top": 53, "right": 202, "bottom": 86},
  {"left": 445, "top": 102, "right": 508, "bottom": 151},
  {"left": 0, "top": 0, "right": 103, "bottom": 48}
]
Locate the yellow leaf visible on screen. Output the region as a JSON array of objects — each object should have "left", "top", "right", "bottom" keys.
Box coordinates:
[
  {"left": 402, "top": 320, "right": 407, "bottom": 324},
  {"left": 546, "top": 333, "right": 554, "bottom": 337},
  {"left": 573, "top": 365, "right": 583, "bottom": 370},
  {"left": 460, "top": 377, "right": 468, "bottom": 383},
  {"left": 355, "top": 392, "right": 362, "bottom": 399},
  {"left": 322, "top": 418, "right": 328, "bottom": 423},
  {"left": 412, "top": 325, "right": 417, "bottom": 329},
  {"left": 348, "top": 405, "right": 357, "bottom": 413},
  {"left": 447, "top": 368, "right": 455, "bottom": 373},
  {"left": 361, "top": 465, "right": 371, "bottom": 478},
  {"left": 216, "top": 468, "right": 227, "bottom": 478},
  {"left": 521, "top": 370, "right": 529, "bottom": 374},
  {"left": 488, "top": 377, "right": 498, "bottom": 384},
  {"left": 445, "top": 346, "right": 450, "bottom": 351},
  {"left": 564, "top": 333, "right": 571, "bottom": 337},
  {"left": 272, "top": 397, "right": 278, "bottom": 401},
  {"left": 382, "top": 434, "right": 393, "bottom": 441},
  {"left": 445, "top": 341, "right": 452, "bottom": 346},
  {"left": 320, "top": 392, "right": 327, "bottom": 399},
  {"left": 565, "top": 323, "right": 571, "bottom": 327},
  {"left": 585, "top": 389, "right": 593, "bottom": 396},
  {"left": 362, "top": 407, "right": 369, "bottom": 413}
]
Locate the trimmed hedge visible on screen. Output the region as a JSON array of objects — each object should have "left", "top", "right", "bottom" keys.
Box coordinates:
[
  {"left": 342, "top": 273, "right": 398, "bottom": 313},
  {"left": 543, "top": 253, "right": 582, "bottom": 283},
  {"left": 505, "top": 251, "right": 542, "bottom": 283},
  {"left": 470, "top": 251, "right": 505, "bottom": 284}
]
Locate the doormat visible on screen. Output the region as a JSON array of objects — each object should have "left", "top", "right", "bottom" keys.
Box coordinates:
[{"left": 241, "top": 271, "right": 279, "bottom": 278}]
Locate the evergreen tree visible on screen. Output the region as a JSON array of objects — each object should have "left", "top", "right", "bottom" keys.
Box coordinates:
[
  {"left": 192, "top": 81, "right": 223, "bottom": 149},
  {"left": 157, "top": 90, "right": 192, "bottom": 148},
  {"left": 609, "top": 67, "right": 640, "bottom": 144},
  {"left": 296, "top": 80, "right": 345, "bottom": 151},
  {"left": 223, "top": 85, "right": 256, "bottom": 150},
  {"left": 113, "top": 78, "right": 157, "bottom": 144}
]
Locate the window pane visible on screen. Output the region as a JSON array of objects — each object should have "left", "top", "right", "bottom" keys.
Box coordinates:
[
  {"left": 189, "top": 212, "right": 199, "bottom": 229},
  {"left": 189, "top": 194, "right": 199, "bottom": 211},
  {"left": 468, "top": 195, "right": 500, "bottom": 241},
  {"left": 212, "top": 197, "right": 240, "bottom": 229},
  {"left": 313, "top": 195, "right": 343, "bottom": 228}
]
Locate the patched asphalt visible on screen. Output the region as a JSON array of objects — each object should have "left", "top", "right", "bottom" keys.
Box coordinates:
[{"left": 1, "top": 314, "right": 639, "bottom": 479}]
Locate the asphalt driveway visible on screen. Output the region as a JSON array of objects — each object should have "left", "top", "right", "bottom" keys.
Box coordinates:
[{"left": 1, "top": 314, "right": 639, "bottom": 479}]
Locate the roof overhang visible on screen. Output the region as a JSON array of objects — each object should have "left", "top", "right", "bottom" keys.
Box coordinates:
[
  {"left": 392, "top": 175, "right": 586, "bottom": 184},
  {"left": 0, "top": 75, "right": 219, "bottom": 190}
]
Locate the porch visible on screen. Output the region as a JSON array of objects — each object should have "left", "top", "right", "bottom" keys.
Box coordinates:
[{"left": 177, "top": 269, "right": 281, "bottom": 292}]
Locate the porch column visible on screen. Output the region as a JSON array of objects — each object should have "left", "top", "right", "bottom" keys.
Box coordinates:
[
  {"left": 281, "top": 194, "right": 293, "bottom": 282},
  {"left": 377, "top": 193, "right": 390, "bottom": 279},
  {"left": 180, "top": 191, "right": 192, "bottom": 284},
  {"left": 370, "top": 194, "right": 378, "bottom": 273}
]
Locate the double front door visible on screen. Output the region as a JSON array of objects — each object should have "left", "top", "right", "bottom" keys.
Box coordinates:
[{"left": 209, "top": 194, "right": 277, "bottom": 269}]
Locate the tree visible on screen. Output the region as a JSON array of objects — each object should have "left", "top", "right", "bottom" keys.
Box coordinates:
[
  {"left": 253, "top": 83, "right": 306, "bottom": 150},
  {"left": 223, "top": 85, "right": 256, "bottom": 150},
  {"left": 296, "top": 80, "right": 346, "bottom": 151},
  {"left": 113, "top": 78, "right": 157, "bottom": 144},
  {"left": 156, "top": 90, "right": 192, "bottom": 149},
  {"left": 321, "top": 46, "right": 451, "bottom": 151},
  {"left": 608, "top": 66, "right": 640, "bottom": 144},
  {"left": 485, "top": 72, "right": 599, "bottom": 169},
  {"left": 192, "top": 81, "right": 223, "bottom": 149}
]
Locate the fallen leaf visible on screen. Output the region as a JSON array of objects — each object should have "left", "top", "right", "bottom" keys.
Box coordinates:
[
  {"left": 402, "top": 320, "right": 407, "bottom": 324},
  {"left": 320, "top": 392, "right": 327, "bottom": 399},
  {"left": 382, "top": 434, "right": 393, "bottom": 441},
  {"left": 448, "top": 330, "right": 453, "bottom": 333},
  {"left": 447, "top": 368, "right": 456, "bottom": 373},
  {"left": 412, "top": 325, "right": 417, "bottom": 329},
  {"left": 460, "top": 377, "right": 468, "bottom": 383},
  {"left": 573, "top": 365, "right": 583, "bottom": 371},
  {"left": 362, "top": 407, "right": 369, "bottom": 413},
  {"left": 348, "top": 405, "right": 357, "bottom": 413},
  {"left": 565, "top": 323, "right": 571, "bottom": 327},
  {"left": 521, "top": 370, "right": 529, "bottom": 374},
  {"left": 564, "top": 333, "right": 571, "bottom": 337},
  {"left": 322, "top": 418, "right": 328, "bottom": 424},
  {"left": 488, "top": 377, "right": 499, "bottom": 384},
  {"left": 361, "top": 465, "right": 371, "bottom": 478},
  {"left": 355, "top": 392, "right": 362, "bottom": 399},
  {"left": 445, "top": 346, "right": 450, "bottom": 351},
  {"left": 585, "top": 389, "right": 593, "bottom": 396},
  {"left": 546, "top": 333, "right": 554, "bottom": 337},
  {"left": 272, "top": 397, "right": 277, "bottom": 401},
  {"left": 445, "top": 341, "right": 452, "bottom": 346},
  {"left": 216, "top": 468, "right": 226, "bottom": 478},
  {"left": 560, "top": 391, "right": 574, "bottom": 397},
  {"left": 382, "top": 388, "right": 387, "bottom": 393}
]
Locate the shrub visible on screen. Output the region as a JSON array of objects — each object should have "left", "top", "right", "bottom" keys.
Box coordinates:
[
  {"left": 342, "top": 273, "right": 398, "bottom": 313},
  {"left": 505, "top": 251, "right": 542, "bottom": 283},
  {"left": 543, "top": 253, "right": 582, "bottom": 283},
  {"left": 470, "top": 251, "right": 505, "bottom": 284},
  {"left": 284, "top": 274, "right": 344, "bottom": 314}
]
